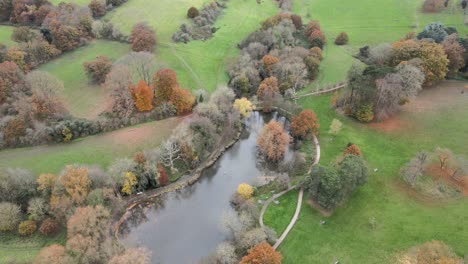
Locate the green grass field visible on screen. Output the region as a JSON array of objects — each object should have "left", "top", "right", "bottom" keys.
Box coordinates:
[
  {"left": 0, "top": 25, "right": 15, "bottom": 47},
  {"left": 264, "top": 81, "right": 468, "bottom": 263},
  {"left": 0, "top": 117, "right": 182, "bottom": 175},
  {"left": 38, "top": 40, "right": 129, "bottom": 118}
]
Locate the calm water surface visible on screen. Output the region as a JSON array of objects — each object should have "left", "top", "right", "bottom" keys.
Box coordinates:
[{"left": 123, "top": 112, "right": 290, "bottom": 263}]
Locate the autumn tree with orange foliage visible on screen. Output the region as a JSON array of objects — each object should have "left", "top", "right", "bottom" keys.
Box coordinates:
[
  {"left": 169, "top": 86, "right": 195, "bottom": 114},
  {"left": 257, "top": 121, "right": 290, "bottom": 162},
  {"left": 344, "top": 143, "right": 362, "bottom": 156},
  {"left": 262, "top": 54, "right": 279, "bottom": 74},
  {"left": 240, "top": 242, "right": 282, "bottom": 264},
  {"left": 257, "top": 77, "right": 279, "bottom": 100},
  {"left": 130, "top": 80, "right": 154, "bottom": 112},
  {"left": 157, "top": 163, "right": 169, "bottom": 186},
  {"left": 153, "top": 68, "right": 178, "bottom": 103},
  {"left": 290, "top": 110, "right": 319, "bottom": 139}
]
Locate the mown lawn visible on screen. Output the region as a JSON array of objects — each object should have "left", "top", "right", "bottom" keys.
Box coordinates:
[
  {"left": 0, "top": 25, "right": 15, "bottom": 47},
  {"left": 37, "top": 40, "right": 129, "bottom": 118},
  {"left": 0, "top": 117, "right": 182, "bottom": 175},
  {"left": 0, "top": 232, "right": 66, "bottom": 264},
  {"left": 264, "top": 82, "right": 468, "bottom": 263}
]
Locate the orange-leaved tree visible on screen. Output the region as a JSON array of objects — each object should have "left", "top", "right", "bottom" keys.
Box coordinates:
[
  {"left": 344, "top": 143, "right": 362, "bottom": 156},
  {"left": 290, "top": 109, "right": 319, "bottom": 139},
  {"left": 59, "top": 166, "right": 91, "bottom": 204},
  {"left": 257, "top": 76, "right": 279, "bottom": 100},
  {"left": 257, "top": 120, "right": 290, "bottom": 162},
  {"left": 169, "top": 86, "right": 195, "bottom": 115},
  {"left": 240, "top": 242, "right": 282, "bottom": 264},
  {"left": 153, "top": 68, "right": 178, "bottom": 104},
  {"left": 130, "top": 80, "right": 154, "bottom": 112}
]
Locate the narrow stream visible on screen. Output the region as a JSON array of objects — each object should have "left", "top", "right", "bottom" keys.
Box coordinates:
[{"left": 122, "top": 112, "right": 290, "bottom": 263}]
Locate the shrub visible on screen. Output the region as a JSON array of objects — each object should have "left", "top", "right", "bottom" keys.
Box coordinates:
[
  {"left": 237, "top": 183, "right": 254, "bottom": 199},
  {"left": 310, "top": 47, "right": 322, "bottom": 60},
  {"left": 344, "top": 143, "right": 362, "bottom": 156},
  {"left": 18, "top": 220, "right": 37, "bottom": 236},
  {"left": 290, "top": 14, "right": 303, "bottom": 29},
  {"left": 355, "top": 104, "right": 374, "bottom": 122},
  {"left": 0, "top": 202, "right": 21, "bottom": 231},
  {"left": 308, "top": 29, "right": 326, "bottom": 44},
  {"left": 39, "top": 218, "right": 60, "bottom": 236},
  {"left": 89, "top": 0, "right": 106, "bottom": 18},
  {"left": 187, "top": 7, "right": 199, "bottom": 18},
  {"left": 304, "top": 20, "right": 320, "bottom": 37},
  {"left": 83, "top": 56, "right": 113, "bottom": 84},
  {"left": 129, "top": 23, "right": 156, "bottom": 52},
  {"left": 422, "top": 0, "right": 445, "bottom": 13},
  {"left": 27, "top": 197, "right": 48, "bottom": 221},
  {"left": 329, "top": 119, "right": 343, "bottom": 135},
  {"left": 335, "top": 32, "right": 349, "bottom": 45},
  {"left": 11, "top": 26, "right": 35, "bottom": 42},
  {"left": 304, "top": 56, "right": 320, "bottom": 79}
]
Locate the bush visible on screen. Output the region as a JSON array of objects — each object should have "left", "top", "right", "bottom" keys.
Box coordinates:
[
  {"left": 355, "top": 104, "right": 374, "bottom": 122},
  {"left": 344, "top": 143, "right": 362, "bottom": 156},
  {"left": 18, "top": 220, "right": 37, "bottom": 236},
  {"left": 237, "top": 183, "right": 254, "bottom": 199},
  {"left": 240, "top": 242, "right": 282, "bottom": 264},
  {"left": 335, "top": 32, "right": 349, "bottom": 45},
  {"left": 310, "top": 47, "right": 322, "bottom": 60},
  {"left": 129, "top": 23, "right": 157, "bottom": 52},
  {"left": 304, "top": 56, "right": 320, "bottom": 80},
  {"left": 39, "top": 218, "right": 60, "bottom": 236},
  {"left": 422, "top": 0, "right": 445, "bottom": 12},
  {"left": 83, "top": 56, "right": 113, "bottom": 84},
  {"left": 89, "top": 0, "right": 107, "bottom": 18},
  {"left": 0, "top": 202, "right": 21, "bottom": 231},
  {"left": 187, "top": 7, "right": 199, "bottom": 18}
]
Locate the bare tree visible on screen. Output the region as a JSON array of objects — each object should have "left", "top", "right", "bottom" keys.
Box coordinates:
[
  {"left": 116, "top": 52, "right": 160, "bottom": 84},
  {"left": 160, "top": 138, "right": 182, "bottom": 173}
]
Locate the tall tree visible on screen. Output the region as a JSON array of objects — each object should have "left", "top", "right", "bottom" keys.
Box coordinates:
[
  {"left": 129, "top": 22, "right": 156, "bottom": 52},
  {"left": 290, "top": 109, "right": 319, "bottom": 139},
  {"left": 257, "top": 121, "right": 290, "bottom": 162}
]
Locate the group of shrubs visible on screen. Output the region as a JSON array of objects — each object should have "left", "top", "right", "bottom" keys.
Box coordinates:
[
  {"left": 172, "top": 0, "right": 228, "bottom": 43},
  {"left": 338, "top": 22, "right": 467, "bottom": 122}
]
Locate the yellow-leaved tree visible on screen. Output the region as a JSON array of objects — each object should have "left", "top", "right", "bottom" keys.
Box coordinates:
[
  {"left": 121, "top": 172, "right": 137, "bottom": 195},
  {"left": 237, "top": 183, "right": 254, "bottom": 199},
  {"left": 233, "top": 97, "right": 253, "bottom": 118}
]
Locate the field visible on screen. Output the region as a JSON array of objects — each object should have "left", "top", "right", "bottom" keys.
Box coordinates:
[
  {"left": 0, "top": 117, "right": 182, "bottom": 175},
  {"left": 37, "top": 40, "right": 129, "bottom": 118},
  {"left": 264, "top": 81, "right": 468, "bottom": 263},
  {"left": 0, "top": 25, "right": 15, "bottom": 47}
]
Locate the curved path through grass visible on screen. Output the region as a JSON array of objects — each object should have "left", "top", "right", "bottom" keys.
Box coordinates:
[{"left": 259, "top": 135, "right": 321, "bottom": 249}]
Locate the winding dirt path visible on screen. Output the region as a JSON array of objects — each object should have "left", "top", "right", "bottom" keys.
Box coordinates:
[{"left": 259, "top": 135, "right": 321, "bottom": 249}]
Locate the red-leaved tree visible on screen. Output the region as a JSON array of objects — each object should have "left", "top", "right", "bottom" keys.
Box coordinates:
[
  {"left": 240, "top": 242, "right": 282, "bottom": 264},
  {"left": 257, "top": 121, "right": 290, "bottom": 162},
  {"left": 290, "top": 109, "right": 319, "bottom": 139},
  {"left": 129, "top": 23, "right": 156, "bottom": 52},
  {"left": 130, "top": 80, "right": 154, "bottom": 112}
]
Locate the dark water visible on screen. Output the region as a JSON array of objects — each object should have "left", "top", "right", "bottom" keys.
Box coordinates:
[{"left": 122, "top": 112, "right": 290, "bottom": 264}]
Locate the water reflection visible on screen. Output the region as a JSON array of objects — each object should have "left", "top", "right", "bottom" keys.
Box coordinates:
[{"left": 122, "top": 112, "right": 290, "bottom": 263}]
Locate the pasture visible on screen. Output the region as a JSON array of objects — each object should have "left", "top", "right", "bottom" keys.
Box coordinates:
[
  {"left": 264, "top": 81, "right": 468, "bottom": 263},
  {"left": 0, "top": 25, "right": 15, "bottom": 47}
]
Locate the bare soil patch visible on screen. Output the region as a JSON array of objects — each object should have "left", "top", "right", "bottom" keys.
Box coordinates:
[{"left": 306, "top": 198, "right": 332, "bottom": 217}]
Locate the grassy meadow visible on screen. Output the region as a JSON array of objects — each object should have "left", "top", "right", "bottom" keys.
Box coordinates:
[
  {"left": 264, "top": 81, "right": 468, "bottom": 263},
  {"left": 0, "top": 26, "right": 15, "bottom": 47}
]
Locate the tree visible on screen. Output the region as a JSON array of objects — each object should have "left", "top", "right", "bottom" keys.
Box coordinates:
[
  {"left": 60, "top": 166, "right": 91, "bottom": 204},
  {"left": 157, "top": 163, "right": 169, "bottom": 186},
  {"left": 117, "top": 52, "right": 157, "bottom": 84},
  {"left": 26, "top": 71, "right": 65, "bottom": 119},
  {"left": 290, "top": 110, "right": 319, "bottom": 139},
  {"left": 417, "top": 22, "right": 448, "bottom": 43},
  {"left": 240, "top": 242, "right": 282, "bottom": 264},
  {"left": 153, "top": 68, "right": 178, "bottom": 104},
  {"left": 442, "top": 34, "right": 465, "bottom": 76},
  {"left": 0, "top": 168, "right": 36, "bottom": 206},
  {"left": 121, "top": 172, "right": 137, "bottom": 195},
  {"left": 37, "top": 173, "right": 57, "bottom": 197},
  {"left": 304, "top": 56, "right": 320, "bottom": 80},
  {"left": 169, "top": 86, "right": 195, "bottom": 114},
  {"left": 391, "top": 39, "right": 448, "bottom": 85},
  {"left": 304, "top": 20, "right": 320, "bottom": 37},
  {"left": 337, "top": 154, "right": 368, "bottom": 190},
  {"left": 257, "top": 76, "right": 279, "bottom": 100},
  {"left": 129, "top": 22, "right": 156, "bottom": 52},
  {"left": 237, "top": 183, "right": 254, "bottom": 199},
  {"left": 233, "top": 97, "right": 253, "bottom": 118},
  {"left": 401, "top": 152, "right": 428, "bottom": 187},
  {"left": 39, "top": 218, "right": 60, "bottom": 236},
  {"left": 329, "top": 118, "right": 342, "bottom": 135},
  {"left": 130, "top": 80, "right": 154, "bottom": 112},
  {"left": 66, "top": 206, "right": 112, "bottom": 264},
  {"left": 257, "top": 121, "right": 290, "bottom": 162},
  {"left": 105, "top": 65, "right": 135, "bottom": 119},
  {"left": 0, "top": 202, "right": 21, "bottom": 231},
  {"left": 18, "top": 220, "right": 37, "bottom": 236},
  {"left": 12, "top": 26, "right": 35, "bottom": 42},
  {"left": 89, "top": 0, "right": 106, "bottom": 18},
  {"left": 262, "top": 54, "right": 279, "bottom": 74},
  {"left": 108, "top": 248, "right": 151, "bottom": 264},
  {"left": 290, "top": 14, "right": 302, "bottom": 29},
  {"left": 187, "top": 7, "right": 199, "bottom": 18},
  {"left": 33, "top": 244, "right": 67, "bottom": 264},
  {"left": 344, "top": 143, "right": 362, "bottom": 156},
  {"left": 335, "top": 32, "right": 349, "bottom": 45},
  {"left": 160, "top": 138, "right": 182, "bottom": 173},
  {"left": 308, "top": 29, "right": 326, "bottom": 45},
  {"left": 27, "top": 197, "right": 48, "bottom": 221},
  {"left": 83, "top": 55, "right": 113, "bottom": 84},
  {"left": 310, "top": 47, "right": 322, "bottom": 61}
]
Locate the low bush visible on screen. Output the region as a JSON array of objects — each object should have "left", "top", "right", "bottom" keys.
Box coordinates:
[
  {"left": 335, "top": 32, "right": 349, "bottom": 45},
  {"left": 18, "top": 220, "right": 37, "bottom": 236},
  {"left": 39, "top": 218, "right": 60, "bottom": 236}
]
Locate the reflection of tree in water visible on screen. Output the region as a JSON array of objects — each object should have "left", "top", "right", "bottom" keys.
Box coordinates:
[{"left": 119, "top": 198, "right": 167, "bottom": 237}]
